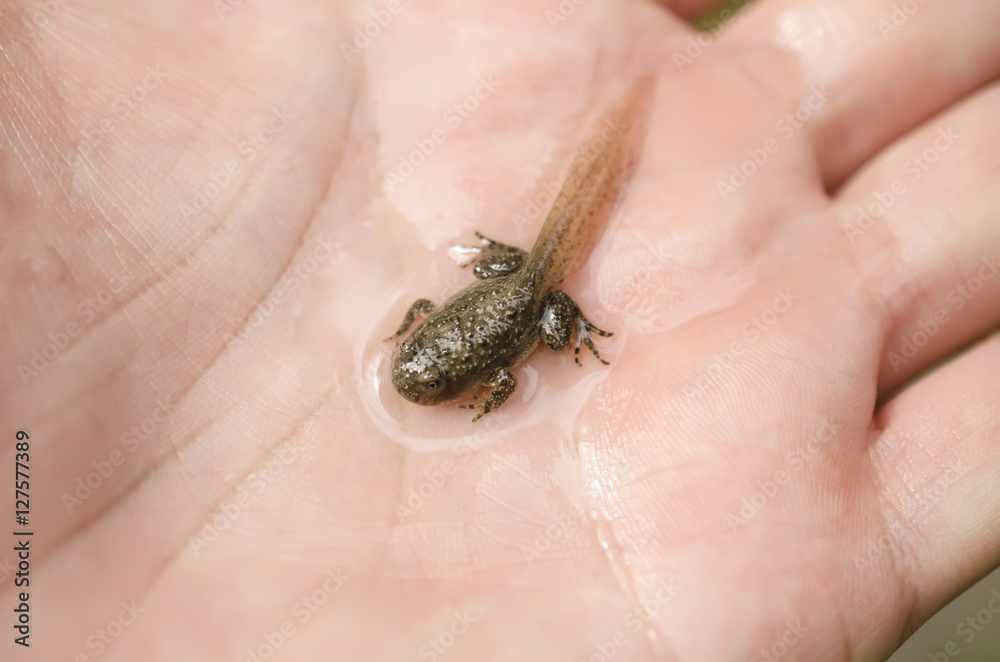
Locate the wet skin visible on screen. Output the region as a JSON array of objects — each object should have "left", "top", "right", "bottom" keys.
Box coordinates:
[{"left": 388, "top": 82, "right": 649, "bottom": 421}]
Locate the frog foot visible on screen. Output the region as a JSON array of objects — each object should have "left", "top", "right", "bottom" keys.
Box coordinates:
[
  {"left": 385, "top": 298, "right": 436, "bottom": 342},
  {"left": 464, "top": 367, "right": 516, "bottom": 422},
  {"left": 452, "top": 232, "right": 528, "bottom": 279},
  {"left": 539, "top": 290, "right": 613, "bottom": 366}
]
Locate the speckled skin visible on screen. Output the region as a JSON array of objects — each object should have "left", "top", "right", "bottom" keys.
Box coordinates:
[{"left": 388, "top": 81, "right": 649, "bottom": 421}]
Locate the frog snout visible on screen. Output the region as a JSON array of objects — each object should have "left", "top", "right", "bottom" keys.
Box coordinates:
[{"left": 391, "top": 358, "right": 450, "bottom": 405}]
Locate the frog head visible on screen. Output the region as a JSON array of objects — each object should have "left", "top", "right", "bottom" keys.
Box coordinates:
[{"left": 391, "top": 339, "right": 460, "bottom": 405}]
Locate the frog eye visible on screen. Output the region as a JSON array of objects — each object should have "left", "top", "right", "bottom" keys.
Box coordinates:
[{"left": 421, "top": 378, "right": 443, "bottom": 392}]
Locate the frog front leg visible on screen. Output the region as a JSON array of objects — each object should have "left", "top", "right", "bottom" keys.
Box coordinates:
[
  {"left": 469, "top": 366, "right": 517, "bottom": 422},
  {"left": 453, "top": 232, "right": 528, "bottom": 279},
  {"left": 539, "top": 290, "right": 613, "bottom": 366},
  {"left": 385, "top": 298, "right": 435, "bottom": 341}
]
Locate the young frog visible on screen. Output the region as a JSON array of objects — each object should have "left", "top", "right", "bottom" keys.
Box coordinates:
[{"left": 387, "top": 80, "right": 651, "bottom": 421}]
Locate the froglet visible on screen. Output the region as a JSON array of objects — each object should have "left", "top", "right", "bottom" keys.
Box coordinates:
[{"left": 387, "top": 80, "right": 650, "bottom": 421}]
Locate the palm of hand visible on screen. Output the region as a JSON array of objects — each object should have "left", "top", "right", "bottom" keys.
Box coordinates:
[{"left": 3, "top": 0, "right": 1000, "bottom": 660}]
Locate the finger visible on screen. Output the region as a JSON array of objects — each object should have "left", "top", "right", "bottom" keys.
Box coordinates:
[
  {"left": 722, "top": 0, "right": 1000, "bottom": 185},
  {"left": 868, "top": 332, "right": 1000, "bottom": 633},
  {"left": 830, "top": 81, "right": 1000, "bottom": 395}
]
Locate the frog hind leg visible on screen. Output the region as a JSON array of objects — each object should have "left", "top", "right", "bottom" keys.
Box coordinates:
[
  {"left": 385, "top": 298, "right": 436, "bottom": 341},
  {"left": 470, "top": 366, "right": 517, "bottom": 422},
  {"left": 539, "top": 290, "right": 613, "bottom": 366},
  {"left": 452, "top": 232, "right": 527, "bottom": 279}
]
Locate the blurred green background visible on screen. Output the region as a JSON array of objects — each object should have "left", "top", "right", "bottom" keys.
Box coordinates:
[
  {"left": 691, "top": 1, "right": 1000, "bottom": 660},
  {"left": 890, "top": 565, "right": 1000, "bottom": 662}
]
